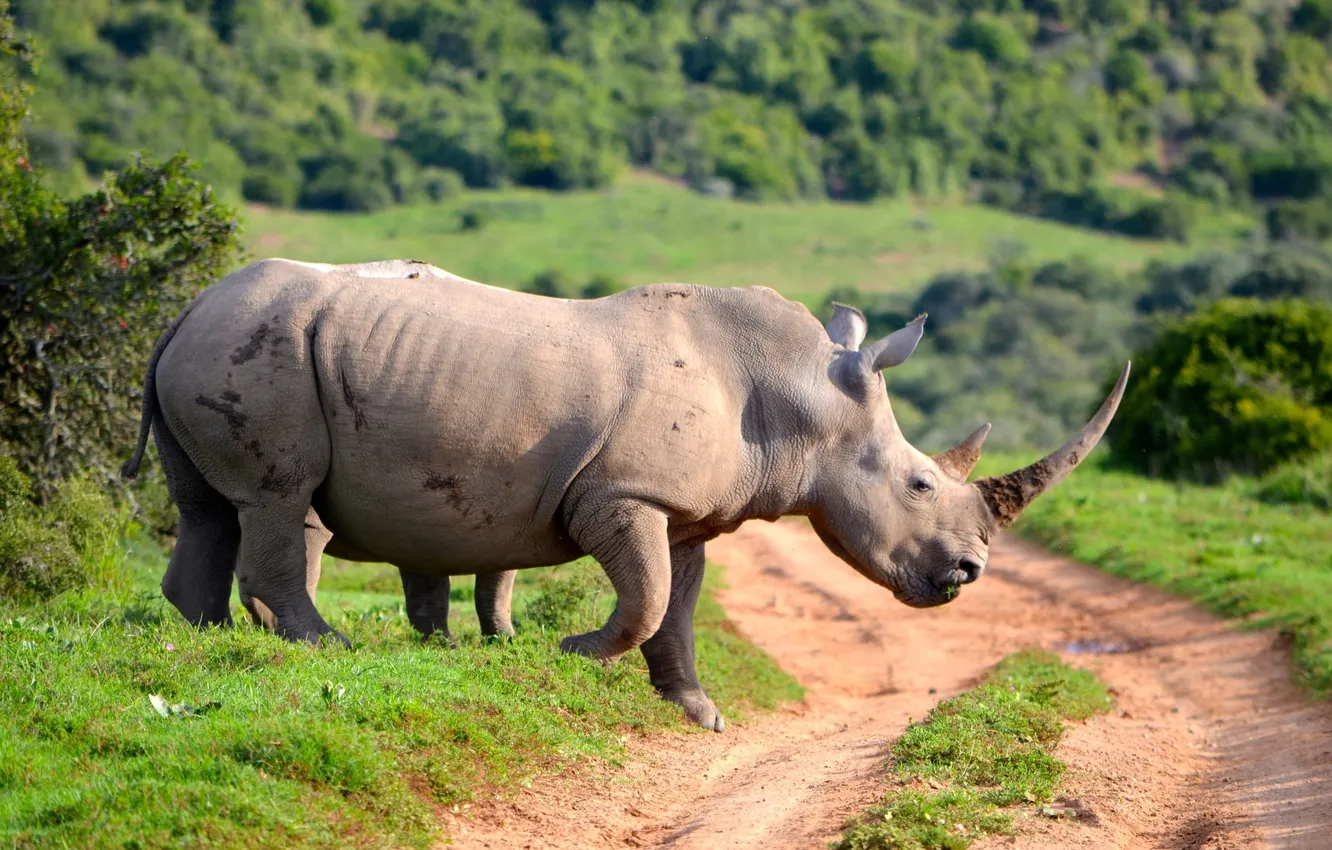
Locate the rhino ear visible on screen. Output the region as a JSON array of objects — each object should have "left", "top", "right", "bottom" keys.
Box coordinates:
[
  {"left": 862, "top": 314, "right": 926, "bottom": 371},
  {"left": 825, "top": 303, "right": 868, "bottom": 351}
]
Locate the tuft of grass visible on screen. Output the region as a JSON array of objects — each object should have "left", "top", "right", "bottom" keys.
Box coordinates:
[
  {"left": 835, "top": 650, "right": 1111, "bottom": 850},
  {"left": 243, "top": 174, "right": 1189, "bottom": 309},
  {"left": 977, "top": 450, "right": 1332, "bottom": 697},
  {"left": 0, "top": 539, "right": 801, "bottom": 849}
]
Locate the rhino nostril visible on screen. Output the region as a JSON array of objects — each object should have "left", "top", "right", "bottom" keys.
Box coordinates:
[{"left": 957, "top": 556, "right": 984, "bottom": 584}]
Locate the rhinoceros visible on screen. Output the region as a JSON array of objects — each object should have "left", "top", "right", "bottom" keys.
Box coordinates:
[{"left": 123, "top": 258, "right": 1128, "bottom": 731}]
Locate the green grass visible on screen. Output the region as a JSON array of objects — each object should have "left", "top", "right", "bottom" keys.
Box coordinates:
[
  {"left": 0, "top": 535, "right": 802, "bottom": 849},
  {"left": 834, "top": 650, "right": 1112, "bottom": 850},
  {"left": 243, "top": 173, "right": 1198, "bottom": 308},
  {"left": 980, "top": 451, "right": 1332, "bottom": 697}
]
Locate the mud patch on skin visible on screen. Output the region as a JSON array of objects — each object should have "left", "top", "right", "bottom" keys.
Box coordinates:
[
  {"left": 230, "top": 324, "right": 270, "bottom": 365},
  {"left": 976, "top": 457, "right": 1055, "bottom": 527},
  {"left": 338, "top": 369, "right": 367, "bottom": 432},
  {"left": 259, "top": 463, "right": 302, "bottom": 496},
  {"left": 244, "top": 439, "right": 264, "bottom": 460},
  {"left": 423, "top": 472, "right": 460, "bottom": 491},
  {"left": 194, "top": 393, "right": 248, "bottom": 441},
  {"left": 422, "top": 472, "right": 487, "bottom": 524}
]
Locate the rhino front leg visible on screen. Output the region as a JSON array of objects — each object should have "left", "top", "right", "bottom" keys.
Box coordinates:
[
  {"left": 475, "top": 570, "right": 516, "bottom": 637},
  {"left": 639, "top": 543, "right": 724, "bottom": 732},
  {"left": 399, "top": 569, "right": 451, "bottom": 639},
  {"left": 562, "top": 500, "right": 670, "bottom": 664}
]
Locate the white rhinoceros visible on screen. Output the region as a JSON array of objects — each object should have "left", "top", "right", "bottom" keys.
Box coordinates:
[{"left": 123, "top": 258, "right": 1128, "bottom": 731}]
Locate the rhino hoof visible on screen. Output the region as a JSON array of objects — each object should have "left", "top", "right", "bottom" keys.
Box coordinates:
[
  {"left": 559, "top": 633, "right": 619, "bottom": 665},
  {"left": 668, "top": 689, "right": 726, "bottom": 733}
]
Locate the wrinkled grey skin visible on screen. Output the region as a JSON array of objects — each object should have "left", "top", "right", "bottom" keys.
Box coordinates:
[
  {"left": 237, "top": 507, "right": 517, "bottom": 641},
  {"left": 124, "top": 258, "right": 1125, "bottom": 732}
]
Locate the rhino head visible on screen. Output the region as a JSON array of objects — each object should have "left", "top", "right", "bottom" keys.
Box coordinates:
[{"left": 807, "top": 304, "right": 1130, "bottom": 608}]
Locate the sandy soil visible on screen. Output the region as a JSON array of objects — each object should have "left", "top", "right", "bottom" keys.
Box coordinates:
[{"left": 440, "top": 519, "right": 1332, "bottom": 850}]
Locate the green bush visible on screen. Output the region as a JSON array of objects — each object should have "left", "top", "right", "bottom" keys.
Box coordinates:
[
  {"left": 0, "top": 455, "right": 122, "bottom": 601},
  {"left": 1253, "top": 450, "right": 1332, "bottom": 510},
  {"left": 0, "top": 13, "right": 242, "bottom": 495},
  {"left": 1108, "top": 299, "right": 1332, "bottom": 479},
  {"left": 1265, "top": 199, "right": 1332, "bottom": 241},
  {"left": 520, "top": 570, "right": 606, "bottom": 633}
]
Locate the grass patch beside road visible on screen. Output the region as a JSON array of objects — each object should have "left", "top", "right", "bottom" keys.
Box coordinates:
[
  {"left": 979, "top": 452, "right": 1332, "bottom": 697},
  {"left": 0, "top": 537, "right": 800, "bottom": 849},
  {"left": 835, "top": 650, "right": 1112, "bottom": 850}
]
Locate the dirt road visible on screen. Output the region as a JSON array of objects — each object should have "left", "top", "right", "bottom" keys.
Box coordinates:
[{"left": 442, "top": 519, "right": 1332, "bottom": 850}]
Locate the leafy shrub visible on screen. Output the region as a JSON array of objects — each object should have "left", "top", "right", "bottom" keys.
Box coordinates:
[
  {"left": 416, "top": 167, "right": 464, "bottom": 202},
  {"left": 1038, "top": 185, "right": 1195, "bottom": 241},
  {"left": 523, "top": 268, "right": 574, "bottom": 298},
  {"left": 1108, "top": 299, "right": 1332, "bottom": 479},
  {"left": 1266, "top": 199, "right": 1332, "bottom": 241},
  {"left": 1253, "top": 450, "right": 1332, "bottom": 510},
  {"left": 458, "top": 208, "right": 486, "bottom": 231},
  {"left": 579, "top": 273, "right": 623, "bottom": 299},
  {"left": 1228, "top": 245, "right": 1332, "bottom": 302},
  {"left": 0, "top": 14, "right": 243, "bottom": 496},
  {"left": 0, "top": 454, "right": 122, "bottom": 601},
  {"left": 521, "top": 570, "right": 605, "bottom": 633}
]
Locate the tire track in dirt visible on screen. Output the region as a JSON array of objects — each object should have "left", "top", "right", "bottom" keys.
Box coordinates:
[{"left": 440, "top": 520, "right": 1332, "bottom": 850}]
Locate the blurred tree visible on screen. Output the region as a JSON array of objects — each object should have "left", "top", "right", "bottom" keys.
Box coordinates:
[{"left": 0, "top": 1, "right": 242, "bottom": 496}]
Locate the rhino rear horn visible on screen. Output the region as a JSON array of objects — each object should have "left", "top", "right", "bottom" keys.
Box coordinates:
[
  {"left": 933, "top": 423, "right": 991, "bottom": 483},
  {"left": 974, "top": 362, "right": 1131, "bottom": 530}
]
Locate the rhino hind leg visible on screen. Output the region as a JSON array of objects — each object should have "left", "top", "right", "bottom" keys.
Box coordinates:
[
  {"left": 640, "top": 543, "right": 725, "bottom": 732},
  {"left": 236, "top": 501, "right": 348, "bottom": 646},
  {"left": 561, "top": 500, "right": 670, "bottom": 664},
  {"left": 154, "top": 414, "right": 240, "bottom": 627},
  {"left": 242, "top": 507, "right": 329, "bottom": 631},
  {"left": 475, "top": 570, "right": 516, "bottom": 638}
]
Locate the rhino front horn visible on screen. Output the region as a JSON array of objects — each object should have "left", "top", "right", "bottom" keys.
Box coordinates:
[
  {"left": 933, "top": 423, "right": 991, "bottom": 483},
  {"left": 974, "top": 362, "right": 1131, "bottom": 530}
]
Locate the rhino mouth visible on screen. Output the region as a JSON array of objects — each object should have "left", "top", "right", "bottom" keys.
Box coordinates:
[{"left": 893, "top": 582, "right": 963, "bottom": 609}]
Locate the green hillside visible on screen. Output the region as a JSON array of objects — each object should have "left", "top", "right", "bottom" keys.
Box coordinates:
[
  {"left": 242, "top": 173, "right": 1196, "bottom": 304},
  {"left": 16, "top": 0, "right": 1332, "bottom": 241}
]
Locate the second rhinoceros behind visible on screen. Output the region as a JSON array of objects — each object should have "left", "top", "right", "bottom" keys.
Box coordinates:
[{"left": 123, "top": 259, "right": 1128, "bottom": 731}]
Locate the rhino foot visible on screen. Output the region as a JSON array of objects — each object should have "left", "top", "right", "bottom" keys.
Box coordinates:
[
  {"left": 559, "top": 632, "right": 623, "bottom": 665},
  {"left": 664, "top": 688, "right": 726, "bottom": 733}
]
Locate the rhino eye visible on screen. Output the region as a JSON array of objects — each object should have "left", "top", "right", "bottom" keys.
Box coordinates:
[{"left": 909, "top": 475, "right": 934, "bottom": 493}]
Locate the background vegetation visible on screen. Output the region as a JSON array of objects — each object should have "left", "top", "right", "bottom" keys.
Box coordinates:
[{"left": 12, "top": 0, "right": 1332, "bottom": 240}]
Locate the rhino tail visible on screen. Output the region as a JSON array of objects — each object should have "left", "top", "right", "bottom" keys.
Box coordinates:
[{"left": 121, "top": 303, "right": 195, "bottom": 480}]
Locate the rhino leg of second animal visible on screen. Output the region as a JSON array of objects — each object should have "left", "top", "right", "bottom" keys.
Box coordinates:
[
  {"left": 399, "top": 569, "right": 451, "bottom": 639},
  {"left": 398, "top": 570, "right": 516, "bottom": 639},
  {"left": 475, "top": 570, "right": 517, "bottom": 637},
  {"left": 639, "top": 543, "right": 724, "bottom": 732},
  {"left": 561, "top": 500, "right": 670, "bottom": 663},
  {"left": 242, "top": 507, "right": 329, "bottom": 631}
]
